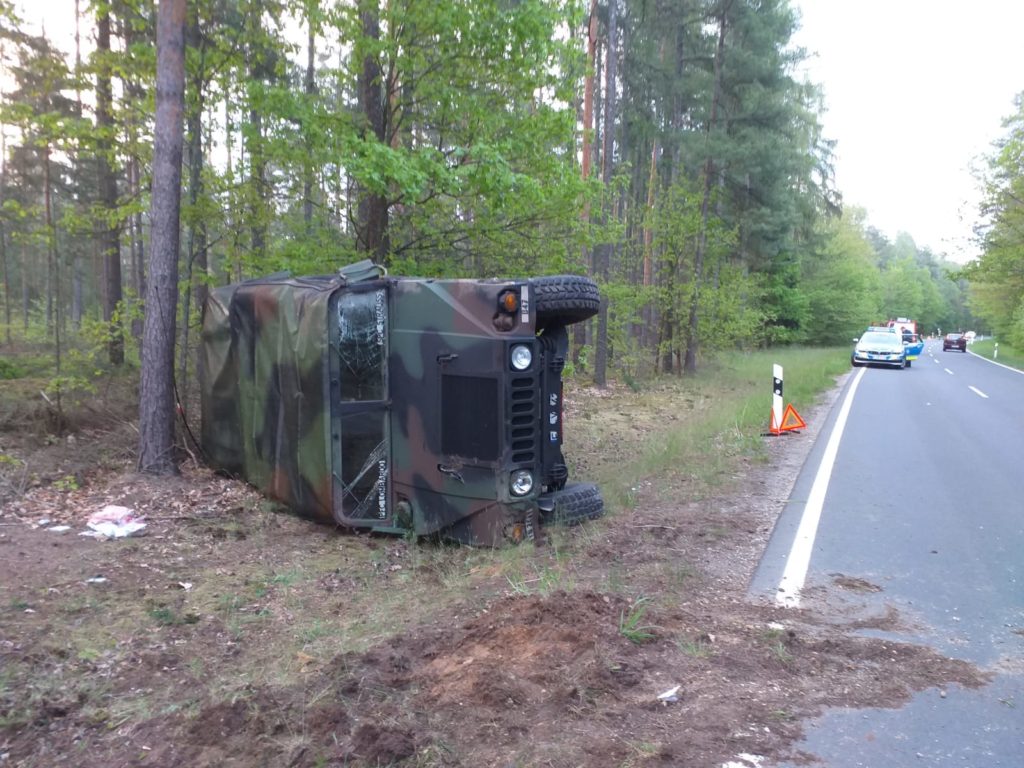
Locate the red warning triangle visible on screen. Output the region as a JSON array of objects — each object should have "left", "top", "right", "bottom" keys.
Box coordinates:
[
  {"left": 779, "top": 403, "right": 806, "bottom": 432},
  {"left": 768, "top": 409, "right": 781, "bottom": 435}
]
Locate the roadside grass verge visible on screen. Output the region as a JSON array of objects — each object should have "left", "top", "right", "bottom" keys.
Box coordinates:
[
  {"left": 566, "top": 346, "right": 851, "bottom": 513},
  {"left": 969, "top": 338, "right": 1024, "bottom": 371}
]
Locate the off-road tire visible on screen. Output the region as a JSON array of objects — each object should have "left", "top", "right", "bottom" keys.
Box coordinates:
[
  {"left": 541, "top": 482, "right": 604, "bottom": 527},
  {"left": 532, "top": 275, "right": 600, "bottom": 329}
]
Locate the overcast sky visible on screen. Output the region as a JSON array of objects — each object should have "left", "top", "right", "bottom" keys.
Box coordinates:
[{"left": 791, "top": 0, "right": 1024, "bottom": 263}]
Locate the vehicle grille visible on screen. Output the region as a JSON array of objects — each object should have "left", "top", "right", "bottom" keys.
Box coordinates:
[
  {"left": 509, "top": 376, "right": 538, "bottom": 464},
  {"left": 442, "top": 375, "right": 499, "bottom": 461}
]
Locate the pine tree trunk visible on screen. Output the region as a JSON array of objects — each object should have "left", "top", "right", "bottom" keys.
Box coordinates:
[
  {"left": 246, "top": 2, "right": 269, "bottom": 263},
  {"left": 71, "top": 0, "right": 83, "bottom": 329},
  {"left": 0, "top": 108, "right": 9, "bottom": 346},
  {"left": 684, "top": 5, "right": 727, "bottom": 376},
  {"left": 658, "top": 257, "right": 677, "bottom": 374},
  {"left": 581, "top": 0, "right": 597, "bottom": 196},
  {"left": 129, "top": 155, "right": 145, "bottom": 341},
  {"left": 44, "top": 145, "right": 63, "bottom": 422},
  {"left": 303, "top": 9, "right": 317, "bottom": 229},
  {"left": 139, "top": 0, "right": 186, "bottom": 475},
  {"left": 97, "top": 9, "right": 124, "bottom": 365},
  {"left": 121, "top": 18, "right": 147, "bottom": 342},
  {"left": 592, "top": 0, "right": 617, "bottom": 388},
  {"left": 20, "top": 268, "right": 27, "bottom": 332},
  {"left": 45, "top": 211, "right": 52, "bottom": 333},
  {"left": 356, "top": 0, "right": 390, "bottom": 262},
  {"left": 248, "top": 112, "right": 266, "bottom": 260},
  {"left": 641, "top": 140, "right": 658, "bottom": 354},
  {"left": 574, "top": 0, "right": 598, "bottom": 369},
  {"left": 179, "top": 12, "right": 208, "bottom": 406},
  {"left": 0, "top": 225, "right": 7, "bottom": 347}
]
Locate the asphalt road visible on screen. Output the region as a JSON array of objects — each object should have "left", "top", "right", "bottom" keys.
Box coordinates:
[{"left": 751, "top": 342, "right": 1024, "bottom": 767}]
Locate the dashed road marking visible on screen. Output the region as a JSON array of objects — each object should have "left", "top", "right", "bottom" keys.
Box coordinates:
[{"left": 969, "top": 386, "right": 989, "bottom": 399}]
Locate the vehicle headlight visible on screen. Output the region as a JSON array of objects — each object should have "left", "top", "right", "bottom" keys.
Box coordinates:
[
  {"left": 510, "top": 344, "right": 532, "bottom": 371},
  {"left": 510, "top": 470, "right": 534, "bottom": 496}
]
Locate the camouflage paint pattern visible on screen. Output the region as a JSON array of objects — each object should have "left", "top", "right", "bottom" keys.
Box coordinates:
[
  {"left": 201, "top": 265, "right": 579, "bottom": 545},
  {"left": 387, "top": 278, "right": 544, "bottom": 545},
  {"left": 200, "top": 275, "right": 338, "bottom": 521}
]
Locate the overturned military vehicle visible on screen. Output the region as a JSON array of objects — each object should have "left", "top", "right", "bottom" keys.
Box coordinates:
[{"left": 199, "top": 260, "right": 604, "bottom": 545}]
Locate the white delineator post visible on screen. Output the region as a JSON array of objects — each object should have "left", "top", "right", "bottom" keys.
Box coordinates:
[
  {"left": 772, "top": 363, "right": 783, "bottom": 433},
  {"left": 994, "top": 342, "right": 999, "bottom": 359}
]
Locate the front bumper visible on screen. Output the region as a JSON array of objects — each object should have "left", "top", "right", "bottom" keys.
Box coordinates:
[{"left": 853, "top": 352, "right": 904, "bottom": 367}]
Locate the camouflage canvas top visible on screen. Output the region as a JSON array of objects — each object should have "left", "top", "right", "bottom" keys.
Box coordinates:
[{"left": 200, "top": 274, "right": 344, "bottom": 520}]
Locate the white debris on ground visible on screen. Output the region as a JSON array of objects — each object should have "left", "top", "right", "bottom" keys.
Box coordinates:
[
  {"left": 79, "top": 504, "right": 146, "bottom": 539},
  {"left": 656, "top": 685, "right": 681, "bottom": 704},
  {"left": 721, "top": 754, "right": 765, "bottom": 768}
]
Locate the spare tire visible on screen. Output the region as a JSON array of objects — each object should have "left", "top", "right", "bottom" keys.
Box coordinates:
[
  {"left": 541, "top": 482, "right": 604, "bottom": 527},
  {"left": 532, "top": 275, "right": 600, "bottom": 328}
]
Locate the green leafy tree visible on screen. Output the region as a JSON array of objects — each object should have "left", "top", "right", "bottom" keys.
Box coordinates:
[
  {"left": 329, "top": 0, "right": 588, "bottom": 274},
  {"left": 686, "top": 0, "right": 833, "bottom": 347},
  {"left": 880, "top": 255, "right": 925, "bottom": 321},
  {"left": 801, "top": 207, "right": 881, "bottom": 344},
  {"left": 966, "top": 92, "right": 1024, "bottom": 347},
  {"left": 1, "top": 30, "right": 81, "bottom": 349}
]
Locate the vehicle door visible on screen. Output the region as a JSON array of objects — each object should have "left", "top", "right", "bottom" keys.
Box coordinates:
[{"left": 329, "top": 285, "right": 391, "bottom": 526}]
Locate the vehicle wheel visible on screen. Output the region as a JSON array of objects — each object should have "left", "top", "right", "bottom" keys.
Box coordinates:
[
  {"left": 906, "top": 359, "right": 912, "bottom": 368},
  {"left": 541, "top": 482, "right": 604, "bottom": 526},
  {"left": 532, "top": 275, "right": 601, "bottom": 329}
]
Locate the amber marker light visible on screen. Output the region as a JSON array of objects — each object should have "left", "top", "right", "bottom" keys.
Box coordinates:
[{"left": 499, "top": 290, "right": 519, "bottom": 313}]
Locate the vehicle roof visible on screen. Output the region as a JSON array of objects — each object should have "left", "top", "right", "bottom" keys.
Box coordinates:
[{"left": 860, "top": 331, "right": 902, "bottom": 343}]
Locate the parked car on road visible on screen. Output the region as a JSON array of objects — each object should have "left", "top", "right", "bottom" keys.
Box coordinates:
[
  {"left": 943, "top": 332, "right": 968, "bottom": 352},
  {"left": 852, "top": 331, "right": 908, "bottom": 369}
]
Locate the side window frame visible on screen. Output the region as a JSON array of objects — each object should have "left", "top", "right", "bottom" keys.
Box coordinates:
[{"left": 328, "top": 284, "right": 391, "bottom": 524}]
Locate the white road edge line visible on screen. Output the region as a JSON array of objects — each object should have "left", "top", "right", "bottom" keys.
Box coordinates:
[
  {"left": 775, "top": 366, "right": 866, "bottom": 608},
  {"left": 969, "top": 348, "right": 1024, "bottom": 375},
  {"left": 968, "top": 385, "right": 989, "bottom": 399}
]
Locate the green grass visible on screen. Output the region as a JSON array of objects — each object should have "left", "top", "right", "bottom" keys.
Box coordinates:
[
  {"left": 568, "top": 346, "right": 851, "bottom": 512},
  {"left": 501, "top": 538, "right": 576, "bottom": 597},
  {"left": 675, "top": 636, "right": 713, "bottom": 658},
  {"left": 969, "top": 338, "right": 1024, "bottom": 370},
  {"left": 0, "top": 358, "right": 25, "bottom": 380},
  {"left": 147, "top": 605, "right": 200, "bottom": 627},
  {"left": 618, "top": 597, "right": 657, "bottom": 644},
  {"left": 760, "top": 627, "right": 794, "bottom": 664}
]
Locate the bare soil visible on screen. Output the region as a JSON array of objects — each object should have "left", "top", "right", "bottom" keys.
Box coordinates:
[{"left": 0, "top": 374, "right": 988, "bottom": 767}]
